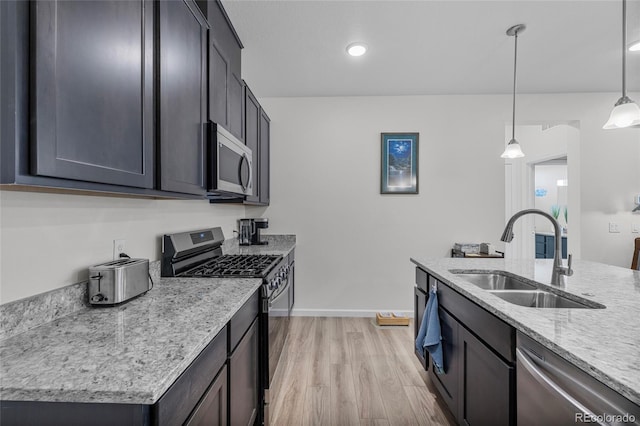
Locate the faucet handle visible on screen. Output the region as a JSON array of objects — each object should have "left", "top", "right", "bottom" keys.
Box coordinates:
[{"left": 566, "top": 254, "right": 573, "bottom": 276}]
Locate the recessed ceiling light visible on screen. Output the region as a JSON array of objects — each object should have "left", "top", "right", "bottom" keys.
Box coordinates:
[
  {"left": 630, "top": 40, "right": 640, "bottom": 52},
  {"left": 346, "top": 42, "right": 367, "bottom": 57}
]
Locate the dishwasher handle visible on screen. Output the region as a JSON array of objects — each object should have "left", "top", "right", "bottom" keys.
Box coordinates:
[{"left": 516, "top": 348, "right": 604, "bottom": 425}]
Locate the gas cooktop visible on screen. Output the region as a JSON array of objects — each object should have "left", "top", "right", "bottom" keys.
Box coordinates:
[{"left": 180, "top": 254, "right": 281, "bottom": 278}]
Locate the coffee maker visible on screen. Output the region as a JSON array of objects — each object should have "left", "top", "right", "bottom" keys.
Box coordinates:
[{"left": 238, "top": 218, "right": 269, "bottom": 246}]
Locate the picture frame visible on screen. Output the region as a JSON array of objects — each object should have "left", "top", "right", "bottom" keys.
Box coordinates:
[{"left": 380, "top": 133, "right": 419, "bottom": 194}]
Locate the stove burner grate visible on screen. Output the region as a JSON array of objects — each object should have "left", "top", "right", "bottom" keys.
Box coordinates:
[{"left": 181, "top": 254, "right": 281, "bottom": 278}]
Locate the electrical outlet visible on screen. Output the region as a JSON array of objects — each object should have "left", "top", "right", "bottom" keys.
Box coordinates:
[
  {"left": 633, "top": 224, "right": 640, "bottom": 234},
  {"left": 609, "top": 223, "right": 620, "bottom": 233},
  {"left": 113, "top": 239, "right": 126, "bottom": 260}
]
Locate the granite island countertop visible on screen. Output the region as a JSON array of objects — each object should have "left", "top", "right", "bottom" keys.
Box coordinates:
[
  {"left": 0, "top": 235, "right": 296, "bottom": 405},
  {"left": 411, "top": 257, "right": 640, "bottom": 406}
]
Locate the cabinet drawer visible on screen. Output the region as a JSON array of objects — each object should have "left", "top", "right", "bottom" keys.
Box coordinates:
[
  {"left": 229, "top": 290, "right": 259, "bottom": 353},
  {"left": 154, "top": 325, "right": 227, "bottom": 425},
  {"left": 436, "top": 279, "right": 515, "bottom": 363}
]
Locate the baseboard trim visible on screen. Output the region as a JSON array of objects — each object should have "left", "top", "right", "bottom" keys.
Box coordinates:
[{"left": 291, "top": 308, "right": 414, "bottom": 318}]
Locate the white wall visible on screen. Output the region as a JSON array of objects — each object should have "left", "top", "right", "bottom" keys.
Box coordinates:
[
  {"left": 258, "top": 92, "right": 639, "bottom": 315},
  {"left": 0, "top": 191, "right": 246, "bottom": 303},
  {"left": 258, "top": 95, "right": 509, "bottom": 315}
]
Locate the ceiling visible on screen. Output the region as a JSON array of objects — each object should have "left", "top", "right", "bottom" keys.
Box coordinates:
[{"left": 222, "top": 0, "right": 640, "bottom": 98}]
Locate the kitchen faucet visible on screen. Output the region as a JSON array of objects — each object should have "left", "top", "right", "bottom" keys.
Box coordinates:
[{"left": 501, "top": 209, "right": 573, "bottom": 285}]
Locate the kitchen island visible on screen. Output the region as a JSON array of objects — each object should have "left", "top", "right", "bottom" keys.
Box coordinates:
[
  {"left": 412, "top": 257, "right": 640, "bottom": 410},
  {"left": 0, "top": 235, "right": 295, "bottom": 424}
]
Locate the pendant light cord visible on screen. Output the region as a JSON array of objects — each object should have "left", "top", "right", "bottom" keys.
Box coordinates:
[
  {"left": 512, "top": 29, "right": 519, "bottom": 141},
  {"left": 622, "top": 0, "right": 627, "bottom": 97}
]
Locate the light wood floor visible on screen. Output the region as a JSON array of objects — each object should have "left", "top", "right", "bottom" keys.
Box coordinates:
[{"left": 269, "top": 317, "right": 456, "bottom": 426}]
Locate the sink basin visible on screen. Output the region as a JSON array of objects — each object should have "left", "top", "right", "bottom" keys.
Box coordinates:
[
  {"left": 488, "top": 290, "right": 601, "bottom": 309},
  {"left": 450, "top": 270, "right": 605, "bottom": 309},
  {"left": 453, "top": 271, "right": 536, "bottom": 291}
]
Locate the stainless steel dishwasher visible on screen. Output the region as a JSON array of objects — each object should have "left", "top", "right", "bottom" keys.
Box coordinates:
[{"left": 517, "top": 332, "right": 640, "bottom": 426}]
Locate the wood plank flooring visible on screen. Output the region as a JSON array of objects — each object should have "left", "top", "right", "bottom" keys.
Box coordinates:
[{"left": 269, "top": 317, "right": 456, "bottom": 426}]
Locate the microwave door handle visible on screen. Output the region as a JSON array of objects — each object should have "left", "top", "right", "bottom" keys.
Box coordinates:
[
  {"left": 239, "top": 153, "right": 247, "bottom": 192},
  {"left": 245, "top": 152, "right": 253, "bottom": 193},
  {"left": 240, "top": 152, "right": 252, "bottom": 194}
]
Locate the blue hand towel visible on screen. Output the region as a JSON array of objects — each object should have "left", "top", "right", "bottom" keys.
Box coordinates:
[{"left": 415, "top": 290, "right": 445, "bottom": 374}]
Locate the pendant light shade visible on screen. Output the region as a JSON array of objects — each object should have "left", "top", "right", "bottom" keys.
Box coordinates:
[
  {"left": 501, "top": 24, "right": 526, "bottom": 159},
  {"left": 604, "top": 97, "right": 640, "bottom": 129},
  {"left": 501, "top": 138, "right": 525, "bottom": 159},
  {"left": 604, "top": 0, "right": 640, "bottom": 129}
]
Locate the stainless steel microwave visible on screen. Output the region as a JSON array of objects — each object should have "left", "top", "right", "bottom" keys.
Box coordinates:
[{"left": 208, "top": 122, "right": 253, "bottom": 198}]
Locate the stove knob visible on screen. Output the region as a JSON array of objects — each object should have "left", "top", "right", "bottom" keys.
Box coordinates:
[
  {"left": 274, "top": 277, "right": 282, "bottom": 289},
  {"left": 268, "top": 281, "right": 276, "bottom": 290}
]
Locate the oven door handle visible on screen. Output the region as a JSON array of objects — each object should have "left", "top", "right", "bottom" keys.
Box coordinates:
[{"left": 269, "top": 276, "right": 291, "bottom": 306}]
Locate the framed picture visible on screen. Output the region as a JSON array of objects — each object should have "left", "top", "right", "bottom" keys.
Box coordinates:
[{"left": 380, "top": 133, "right": 419, "bottom": 194}]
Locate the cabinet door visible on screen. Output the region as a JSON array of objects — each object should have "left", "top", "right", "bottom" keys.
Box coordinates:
[
  {"left": 460, "top": 327, "right": 514, "bottom": 426},
  {"left": 30, "top": 0, "right": 154, "bottom": 188},
  {"left": 228, "top": 73, "right": 244, "bottom": 141},
  {"left": 185, "top": 365, "right": 228, "bottom": 426},
  {"left": 229, "top": 318, "right": 259, "bottom": 426},
  {"left": 414, "top": 287, "right": 428, "bottom": 370},
  {"left": 429, "top": 308, "right": 460, "bottom": 420},
  {"left": 209, "top": 41, "right": 228, "bottom": 129},
  {"left": 158, "top": 0, "right": 207, "bottom": 195},
  {"left": 207, "top": 0, "right": 242, "bottom": 140},
  {"left": 259, "top": 109, "right": 271, "bottom": 205},
  {"left": 244, "top": 85, "right": 260, "bottom": 204}
]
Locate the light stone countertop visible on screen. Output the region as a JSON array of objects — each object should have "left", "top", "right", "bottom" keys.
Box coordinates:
[
  {"left": 0, "top": 235, "right": 296, "bottom": 404},
  {"left": 222, "top": 234, "right": 296, "bottom": 257},
  {"left": 0, "top": 276, "right": 262, "bottom": 404},
  {"left": 410, "top": 257, "right": 640, "bottom": 405}
]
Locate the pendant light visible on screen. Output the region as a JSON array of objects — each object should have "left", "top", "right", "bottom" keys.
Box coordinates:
[
  {"left": 603, "top": 0, "right": 640, "bottom": 129},
  {"left": 501, "top": 24, "right": 526, "bottom": 159}
]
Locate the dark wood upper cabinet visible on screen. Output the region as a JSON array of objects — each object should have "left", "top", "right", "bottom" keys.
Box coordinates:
[
  {"left": 157, "top": 0, "right": 208, "bottom": 195},
  {"left": 240, "top": 82, "right": 270, "bottom": 206},
  {"left": 207, "top": 0, "right": 244, "bottom": 142},
  {"left": 30, "top": 0, "right": 154, "bottom": 188},
  {"left": 244, "top": 85, "right": 260, "bottom": 204},
  {"left": 259, "top": 108, "right": 271, "bottom": 205},
  {"left": 209, "top": 42, "right": 229, "bottom": 132}
]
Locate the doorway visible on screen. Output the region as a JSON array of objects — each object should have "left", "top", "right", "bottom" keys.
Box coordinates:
[
  {"left": 504, "top": 123, "right": 580, "bottom": 260},
  {"left": 534, "top": 159, "right": 568, "bottom": 259}
]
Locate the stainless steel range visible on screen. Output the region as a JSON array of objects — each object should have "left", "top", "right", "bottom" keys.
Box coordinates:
[{"left": 161, "top": 227, "right": 293, "bottom": 426}]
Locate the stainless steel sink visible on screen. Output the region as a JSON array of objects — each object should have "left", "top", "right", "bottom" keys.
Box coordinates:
[
  {"left": 488, "top": 290, "right": 597, "bottom": 309},
  {"left": 450, "top": 270, "right": 605, "bottom": 309},
  {"left": 453, "top": 271, "right": 536, "bottom": 290}
]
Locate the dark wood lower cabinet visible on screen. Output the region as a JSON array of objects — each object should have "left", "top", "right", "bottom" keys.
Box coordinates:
[
  {"left": 185, "top": 365, "right": 228, "bottom": 426},
  {"left": 429, "top": 308, "right": 460, "bottom": 418},
  {"left": 460, "top": 327, "right": 514, "bottom": 425},
  {"left": 229, "top": 318, "right": 259, "bottom": 426},
  {"left": 413, "top": 287, "right": 428, "bottom": 369},
  {"left": 415, "top": 268, "right": 515, "bottom": 425}
]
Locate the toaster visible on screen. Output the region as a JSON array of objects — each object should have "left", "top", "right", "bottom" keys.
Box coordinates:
[{"left": 88, "top": 258, "right": 150, "bottom": 305}]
